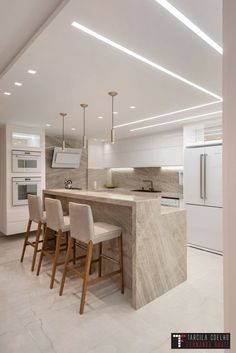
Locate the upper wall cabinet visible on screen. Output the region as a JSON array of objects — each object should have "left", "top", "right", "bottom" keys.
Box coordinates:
[
  {"left": 8, "top": 126, "right": 45, "bottom": 150},
  {"left": 12, "top": 132, "right": 41, "bottom": 149},
  {"left": 103, "top": 130, "right": 184, "bottom": 168}
]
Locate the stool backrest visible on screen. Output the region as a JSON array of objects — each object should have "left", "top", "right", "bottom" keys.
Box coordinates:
[
  {"left": 45, "top": 198, "right": 64, "bottom": 231},
  {"left": 69, "top": 202, "right": 94, "bottom": 243},
  {"left": 28, "top": 195, "right": 43, "bottom": 223}
]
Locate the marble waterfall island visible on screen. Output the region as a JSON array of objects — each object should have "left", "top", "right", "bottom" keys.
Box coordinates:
[{"left": 43, "top": 189, "right": 187, "bottom": 309}]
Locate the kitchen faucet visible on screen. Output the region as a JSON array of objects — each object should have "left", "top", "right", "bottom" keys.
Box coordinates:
[
  {"left": 143, "top": 180, "right": 154, "bottom": 191},
  {"left": 64, "top": 179, "right": 72, "bottom": 189}
]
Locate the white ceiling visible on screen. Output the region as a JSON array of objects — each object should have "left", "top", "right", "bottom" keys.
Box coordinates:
[{"left": 0, "top": 0, "right": 222, "bottom": 141}]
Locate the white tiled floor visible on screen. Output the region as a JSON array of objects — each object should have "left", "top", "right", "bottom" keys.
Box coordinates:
[{"left": 0, "top": 234, "right": 223, "bottom": 353}]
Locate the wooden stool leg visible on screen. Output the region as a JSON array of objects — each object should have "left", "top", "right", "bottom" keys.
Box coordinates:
[
  {"left": 98, "top": 242, "right": 102, "bottom": 277},
  {"left": 20, "top": 220, "right": 32, "bottom": 263},
  {"left": 36, "top": 226, "right": 49, "bottom": 276},
  {"left": 73, "top": 239, "right": 76, "bottom": 265},
  {"left": 80, "top": 241, "right": 93, "bottom": 315},
  {"left": 31, "top": 222, "right": 42, "bottom": 272},
  {"left": 59, "top": 236, "right": 73, "bottom": 296},
  {"left": 50, "top": 231, "right": 62, "bottom": 289},
  {"left": 118, "top": 234, "right": 124, "bottom": 294}
]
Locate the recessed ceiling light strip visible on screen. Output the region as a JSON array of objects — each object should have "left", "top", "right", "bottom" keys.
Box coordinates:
[
  {"left": 130, "top": 110, "right": 222, "bottom": 132},
  {"left": 71, "top": 22, "right": 222, "bottom": 100},
  {"left": 155, "top": 0, "right": 223, "bottom": 54},
  {"left": 115, "top": 100, "right": 222, "bottom": 128}
]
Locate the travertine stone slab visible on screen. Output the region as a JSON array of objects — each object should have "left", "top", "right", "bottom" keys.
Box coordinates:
[{"left": 43, "top": 189, "right": 186, "bottom": 309}]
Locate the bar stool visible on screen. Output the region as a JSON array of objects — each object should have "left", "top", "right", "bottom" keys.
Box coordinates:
[
  {"left": 20, "top": 195, "right": 46, "bottom": 272},
  {"left": 36, "top": 198, "right": 71, "bottom": 289},
  {"left": 59, "top": 202, "right": 124, "bottom": 315}
]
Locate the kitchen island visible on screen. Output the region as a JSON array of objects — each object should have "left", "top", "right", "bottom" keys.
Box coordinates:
[{"left": 43, "top": 189, "right": 187, "bottom": 309}]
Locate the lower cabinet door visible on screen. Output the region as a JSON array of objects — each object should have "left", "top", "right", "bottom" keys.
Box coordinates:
[{"left": 186, "top": 204, "right": 223, "bottom": 252}]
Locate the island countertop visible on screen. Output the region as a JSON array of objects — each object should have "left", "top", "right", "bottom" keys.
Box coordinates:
[
  {"left": 43, "top": 189, "right": 183, "bottom": 214},
  {"left": 43, "top": 188, "right": 187, "bottom": 309},
  {"left": 43, "top": 188, "right": 161, "bottom": 207}
]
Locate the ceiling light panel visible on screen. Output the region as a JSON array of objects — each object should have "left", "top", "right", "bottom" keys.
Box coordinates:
[
  {"left": 115, "top": 100, "right": 222, "bottom": 128},
  {"left": 14, "top": 82, "right": 23, "bottom": 86},
  {"left": 130, "top": 110, "right": 222, "bottom": 132},
  {"left": 71, "top": 21, "right": 222, "bottom": 100},
  {"left": 27, "top": 69, "right": 37, "bottom": 74},
  {"left": 155, "top": 0, "right": 223, "bottom": 54},
  {"left": 3, "top": 92, "right": 11, "bottom": 96}
]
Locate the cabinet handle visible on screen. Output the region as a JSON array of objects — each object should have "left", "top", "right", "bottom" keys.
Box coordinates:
[
  {"left": 204, "top": 154, "right": 208, "bottom": 200},
  {"left": 200, "top": 154, "right": 204, "bottom": 199}
]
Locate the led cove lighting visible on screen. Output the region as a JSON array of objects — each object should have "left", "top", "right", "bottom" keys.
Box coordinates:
[
  {"left": 71, "top": 21, "right": 222, "bottom": 100},
  {"left": 14, "top": 82, "right": 23, "bottom": 86},
  {"left": 28, "top": 69, "right": 37, "bottom": 74},
  {"left": 110, "top": 168, "right": 134, "bottom": 172},
  {"left": 3, "top": 92, "right": 11, "bottom": 95},
  {"left": 115, "top": 100, "right": 222, "bottom": 128},
  {"left": 161, "top": 166, "right": 183, "bottom": 171},
  {"left": 155, "top": 0, "right": 223, "bottom": 55},
  {"left": 130, "top": 110, "right": 222, "bottom": 132}
]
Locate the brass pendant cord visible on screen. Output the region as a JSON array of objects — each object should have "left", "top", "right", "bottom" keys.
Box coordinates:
[{"left": 59, "top": 113, "right": 67, "bottom": 150}]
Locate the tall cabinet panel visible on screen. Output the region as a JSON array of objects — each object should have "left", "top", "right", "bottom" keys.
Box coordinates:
[{"left": 204, "top": 145, "right": 222, "bottom": 207}]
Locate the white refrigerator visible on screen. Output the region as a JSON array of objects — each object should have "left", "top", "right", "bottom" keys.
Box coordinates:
[{"left": 184, "top": 144, "right": 223, "bottom": 253}]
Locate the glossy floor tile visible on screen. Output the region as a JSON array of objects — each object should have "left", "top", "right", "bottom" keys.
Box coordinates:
[{"left": 0, "top": 234, "right": 223, "bottom": 353}]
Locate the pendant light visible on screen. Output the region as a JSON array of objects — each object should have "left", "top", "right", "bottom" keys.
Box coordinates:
[
  {"left": 59, "top": 113, "right": 67, "bottom": 150},
  {"left": 80, "top": 103, "right": 88, "bottom": 148},
  {"left": 108, "top": 91, "right": 118, "bottom": 144}
]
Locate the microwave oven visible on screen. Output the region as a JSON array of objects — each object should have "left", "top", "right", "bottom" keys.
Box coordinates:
[{"left": 12, "top": 150, "right": 41, "bottom": 173}]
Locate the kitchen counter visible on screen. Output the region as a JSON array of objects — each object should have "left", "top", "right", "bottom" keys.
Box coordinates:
[{"left": 43, "top": 188, "right": 187, "bottom": 309}]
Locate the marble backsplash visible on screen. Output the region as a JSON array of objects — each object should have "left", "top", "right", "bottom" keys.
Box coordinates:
[
  {"left": 110, "top": 167, "right": 183, "bottom": 195},
  {"left": 46, "top": 136, "right": 182, "bottom": 196}
]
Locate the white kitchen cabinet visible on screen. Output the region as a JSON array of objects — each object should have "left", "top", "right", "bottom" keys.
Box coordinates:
[
  {"left": 103, "top": 129, "right": 183, "bottom": 168},
  {"left": 0, "top": 125, "right": 45, "bottom": 235},
  {"left": 186, "top": 204, "right": 223, "bottom": 252}
]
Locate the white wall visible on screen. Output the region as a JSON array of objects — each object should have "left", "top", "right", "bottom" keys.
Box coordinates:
[
  {"left": 223, "top": 0, "right": 236, "bottom": 347},
  {"left": 103, "top": 129, "right": 183, "bottom": 168}
]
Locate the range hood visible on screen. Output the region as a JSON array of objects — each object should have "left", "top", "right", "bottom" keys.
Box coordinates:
[{"left": 51, "top": 147, "right": 82, "bottom": 169}]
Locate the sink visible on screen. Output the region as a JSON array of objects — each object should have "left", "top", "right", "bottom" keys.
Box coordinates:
[
  {"left": 65, "top": 187, "right": 82, "bottom": 190},
  {"left": 132, "top": 189, "right": 161, "bottom": 193}
]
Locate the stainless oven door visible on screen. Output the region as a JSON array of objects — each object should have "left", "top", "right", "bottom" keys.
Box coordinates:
[
  {"left": 12, "top": 177, "right": 42, "bottom": 206},
  {"left": 12, "top": 150, "right": 41, "bottom": 173}
]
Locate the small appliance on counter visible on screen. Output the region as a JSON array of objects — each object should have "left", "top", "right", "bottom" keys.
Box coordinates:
[{"left": 64, "top": 179, "right": 81, "bottom": 190}]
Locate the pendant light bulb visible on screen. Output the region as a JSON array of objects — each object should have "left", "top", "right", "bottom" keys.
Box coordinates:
[
  {"left": 80, "top": 103, "right": 88, "bottom": 149},
  {"left": 108, "top": 91, "right": 118, "bottom": 144},
  {"left": 59, "top": 113, "right": 67, "bottom": 150}
]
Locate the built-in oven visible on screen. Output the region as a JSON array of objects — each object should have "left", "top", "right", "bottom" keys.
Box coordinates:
[
  {"left": 12, "top": 177, "right": 42, "bottom": 206},
  {"left": 12, "top": 150, "right": 41, "bottom": 173}
]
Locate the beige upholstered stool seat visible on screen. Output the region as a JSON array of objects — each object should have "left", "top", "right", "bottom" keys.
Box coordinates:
[
  {"left": 59, "top": 202, "right": 124, "bottom": 315},
  {"left": 20, "top": 195, "right": 46, "bottom": 272},
  {"left": 41, "top": 211, "right": 46, "bottom": 223},
  {"left": 60, "top": 215, "right": 70, "bottom": 233},
  {"left": 37, "top": 198, "right": 73, "bottom": 290},
  {"left": 93, "top": 222, "right": 121, "bottom": 244}
]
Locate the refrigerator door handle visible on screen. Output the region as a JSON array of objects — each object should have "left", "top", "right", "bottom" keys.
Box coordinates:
[
  {"left": 200, "top": 154, "right": 204, "bottom": 199},
  {"left": 204, "top": 154, "right": 208, "bottom": 200}
]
